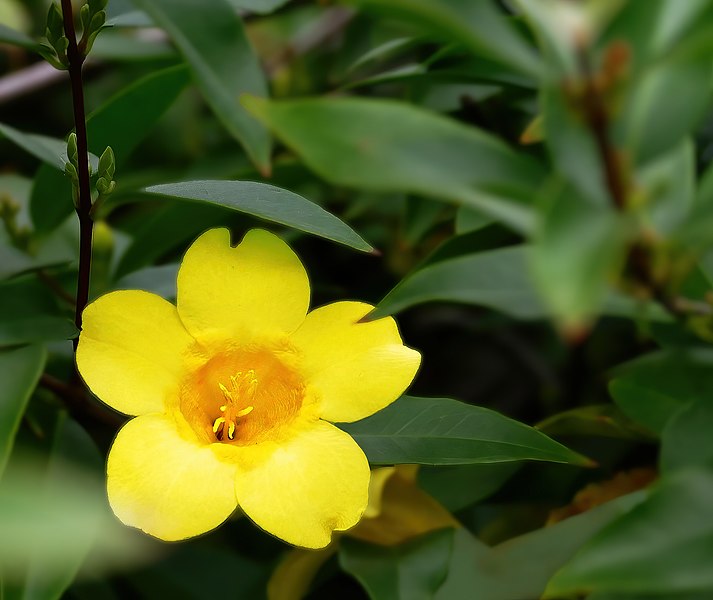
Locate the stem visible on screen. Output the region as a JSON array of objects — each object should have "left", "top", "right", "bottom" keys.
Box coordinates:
[
  {"left": 576, "top": 48, "right": 627, "bottom": 210},
  {"left": 61, "top": 0, "right": 93, "bottom": 350},
  {"left": 576, "top": 46, "right": 712, "bottom": 320}
]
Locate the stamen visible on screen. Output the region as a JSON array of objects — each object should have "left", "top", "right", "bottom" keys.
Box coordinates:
[
  {"left": 236, "top": 405, "right": 254, "bottom": 418},
  {"left": 213, "top": 372, "right": 258, "bottom": 442}
]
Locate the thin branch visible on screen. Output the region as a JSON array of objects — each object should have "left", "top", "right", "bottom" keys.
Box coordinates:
[
  {"left": 61, "top": 0, "right": 93, "bottom": 350},
  {"left": 576, "top": 48, "right": 627, "bottom": 210},
  {"left": 576, "top": 45, "right": 713, "bottom": 320},
  {"left": 39, "top": 373, "right": 124, "bottom": 427},
  {"left": 35, "top": 268, "right": 76, "bottom": 306}
]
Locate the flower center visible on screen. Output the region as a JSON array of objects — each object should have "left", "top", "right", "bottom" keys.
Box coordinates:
[
  {"left": 179, "top": 346, "right": 307, "bottom": 446},
  {"left": 212, "top": 371, "right": 257, "bottom": 441}
]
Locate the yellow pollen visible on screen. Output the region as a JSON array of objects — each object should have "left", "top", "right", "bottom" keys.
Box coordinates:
[{"left": 212, "top": 371, "right": 258, "bottom": 441}]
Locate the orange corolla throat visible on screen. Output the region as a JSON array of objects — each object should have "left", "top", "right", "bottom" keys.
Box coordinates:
[{"left": 212, "top": 371, "right": 257, "bottom": 441}]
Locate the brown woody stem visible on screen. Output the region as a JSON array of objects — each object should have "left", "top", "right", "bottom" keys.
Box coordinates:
[{"left": 61, "top": 0, "right": 93, "bottom": 350}]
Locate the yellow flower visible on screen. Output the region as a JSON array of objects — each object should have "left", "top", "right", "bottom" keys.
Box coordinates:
[{"left": 76, "top": 228, "right": 421, "bottom": 548}]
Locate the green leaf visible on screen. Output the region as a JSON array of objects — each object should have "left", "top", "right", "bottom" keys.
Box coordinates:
[
  {"left": 0, "top": 277, "right": 77, "bottom": 346},
  {"left": 0, "top": 24, "right": 41, "bottom": 51},
  {"left": 0, "top": 345, "right": 46, "bottom": 479},
  {"left": 31, "top": 65, "right": 190, "bottom": 232},
  {"left": 340, "top": 529, "right": 454, "bottom": 600},
  {"left": 0, "top": 416, "right": 152, "bottom": 593},
  {"left": 418, "top": 463, "right": 520, "bottom": 512},
  {"left": 609, "top": 348, "right": 713, "bottom": 435},
  {"left": 115, "top": 264, "right": 178, "bottom": 299},
  {"left": 370, "top": 243, "right": 663, "bottom": 322},
  {"left": 244, "top": 96, "right": 543, "bottom": 233},
  {"left": 371, "top": 245, "right": 546, "bottom": 320},
  {"left": 454, "top": 206, "right": 493, "bottom": 235},
  {"left": 660, "top": 399, "right": 713, "bottom": 472},
  {"left": 351, "top": 0, "right": 542, "bottom": 78},
  {"left": 541, "top": 85, "right": 609, "bottom": 205},
  {"left": 545, "top": 469, "right": 713, "bottom": 597},
  {"left": 0, "top": 123, "right": 69, "bottom": 171},
  {"left": 531, "top": 181, "right": 629, "bottom": 326},
  {"left": 537, "top": 404, "right": 652, "bottom": 441},
  {"left": 436, "top": 492, "right": 645, "bottom": 600},
  {"left": 133, "top": 0, "right": 271, "bottom": 172},
  {"left": 143, "top": 180, "right": 372, "bottom": 253},
  {"left": 113, "top": 201, "right": 231, "bottom": 279},
  {"left": 638, "top": 138, "right": 695, "bottom": 235},
  {"left": 229, "top": 0, "right": 292, "bottom": 14},
  {"left": 617, "top": 57, "right": 713, "bottom": 165},
  {"left": 340, "top": 396, "right": 592, "bottom": 466},
  {"left": 0, "top": 246, "right": 34, "bottom": 280},
  {"left": 19, "top": 417, "right": 103, "bottom": 600}
]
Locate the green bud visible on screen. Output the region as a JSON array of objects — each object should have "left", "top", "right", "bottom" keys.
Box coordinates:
[
  {"left": 80, "top": 3, "right": 91, "bottom": 31},
  {"left": 89, "top": 10, "right": 106, "bottom": 32},
  {"left": 64, "top": 161, "right": 78, "bottom": 181},
  {"left": 37, "top": 43, "right": 67, "bottom": 70},
  {"left": 67, "top": 133, "right": 78, "bottom": 166},
  {"left": 96, "top": 177, "right": 116, "bottom": 196},
  {"left": 89, "top": 0, "right": 109, "bottom": 13},
  {"left": 98, "top": 146, "right": 115, "bottom": 178},
  {"left": 46, "top": 3, "right": 64, "bottom": 43}
]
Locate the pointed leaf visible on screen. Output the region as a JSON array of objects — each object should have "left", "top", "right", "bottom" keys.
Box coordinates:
[
  {"left": 143, "top": 180, "right": 372, "bottom": 252},
  {"left": 340, "top": 396, "right": 592, "bottom": 466},
  {"left": 133, "top": 0, "right": 271, "bottom": 172},
  {"left": 0, "top": 345, "right": 46, "bottom": 479},
  {"left": 340, "top": 529, "right": 454, "bottom": 600},
  {"left": 546, "top": 469, "right": 713, "bottom": 597},
  {"left": 244, "top": 96, "right": 542, "bottom": 233}
]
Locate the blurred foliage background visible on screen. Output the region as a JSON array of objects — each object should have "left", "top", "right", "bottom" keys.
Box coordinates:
[{"left": 3, "top": 0, "right": 713, "bottom": 598}]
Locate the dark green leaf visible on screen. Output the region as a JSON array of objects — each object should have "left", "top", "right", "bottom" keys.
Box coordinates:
[
  {"left": 546, "top": 469, "right": 713, "bottom": 597},
  {"left": 31, "top": 65, "right": 190, "bottom": 232},
  {"left": 531, "top": 181, "right": 629, "bottom": 326},
  {"left": 541, "top": 86, "right": 609, "bottom": 205},
  {"left": 0, "top": 416, "right": 152, "bottom": 592},
  {"left": 340, "top": 529, "right": 454, "bottom": 600},
  {"left": 143, "top": 180, "right": 372, "bottom": 253},
  {"left": 133, "top": 0, "right": 270, "bottom": 172},
  {"left": 660, "top": 399, "right": 713, "bottom": 472},
  {"left": 0, "top": 277, "right": 77, "bottom": 346},
  {"left": 637, "top": 139, "right": 695, "bottom": 235},
  {"left": 0, "top": 345, "right": 46, "bottom": 479},
  {"left": 436, "top": 492, "right": 645, "bottom": 600},
  {"left": 418, "top": 463, "right": 520, "bottom": 512},
  {"left": 372, "top": 245, "right": 545, "bottom": 320},
  {"left": 609, "top": 348, "right": 713, "bottom": 435},
  {"left": 0, "top": 24, "right": 41, "bottom": 51},
  {"left": 115, "top": 264, "right": 178, "bottom": 299},
  {"left": 352, "top": 0, "right": 542, "bottom": 78},
  {"left": 370, "top": 244, "right": 655, "bottom": 322},
  {"left": 537, "top": 404, "right": 652, "bottom": 441},
  {"left": 113, "top": 202, "right": 228, "bottom": 278},
  {"left": 244, "top": 96, "right": 542, "bottom": 233},
  {"left": 0, "top": 123, "right": 68, "bottom": 171},
  {"left": 618, "top": 58, "right": 713, "bottom": 165},
  {"left": 341, "top": 396, "right": 592, "bottom": 466}
]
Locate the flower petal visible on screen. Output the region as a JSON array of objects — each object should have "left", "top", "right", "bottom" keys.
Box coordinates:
[
  {"left": 177, "top": 229, "right": 310, "bottom": 341},
  {"left": 233, "top": 421, "right": 369, "bottom": 548},
  {"left": 107, "top": 414, "right": 238, "bottom": 541},
  {"left": 77, "top": 290, "right": 193, "bottom": 415},
  {"left": 292, "top": 302, "right": 421, "bottom": 422}
]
